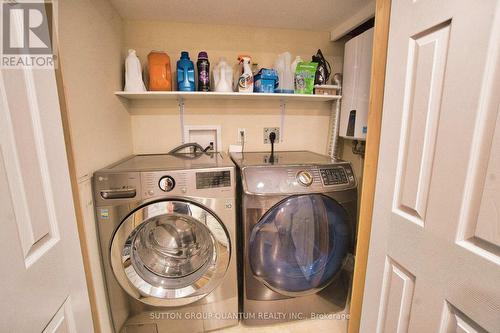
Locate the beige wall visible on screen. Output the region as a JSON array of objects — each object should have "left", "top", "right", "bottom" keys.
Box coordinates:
[
  {"left": 123, "top": 20, "right": 344, "bottom": 154},
  {"left": 60, "top": 0, "right": 133, "bottom": 178},
  {"left": 128, "top": 99, "right": 333, "bottom": 154},
  {"left": 59, "top": 1, "right": 132, "bottom": 332}
]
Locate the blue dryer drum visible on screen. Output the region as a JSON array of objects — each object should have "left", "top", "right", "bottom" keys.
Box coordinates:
[{"left": 248, "top": 193, "right": 352, "bottom": 295}]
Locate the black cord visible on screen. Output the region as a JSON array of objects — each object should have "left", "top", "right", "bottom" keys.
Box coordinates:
[
  {"left": 240, "top": 131, "right": 245, "bottom": 154},
  {"left": 269, "top": 132, "right": 276, "bottom": 164}
]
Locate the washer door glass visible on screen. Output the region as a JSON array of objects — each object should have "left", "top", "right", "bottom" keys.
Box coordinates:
[
  {"left": 111, "top": 200, "right": 230, "bottom": 307},
  {"left": 249, "top": 194, "right": 351, "bottom": 296}
]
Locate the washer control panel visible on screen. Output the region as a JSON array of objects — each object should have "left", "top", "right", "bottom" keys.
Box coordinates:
[
  {"left": 196, "top": 170, "right": 231, "bottom": 189},
  {"left": 141, "top": 168, "right": 234, "bottom": 199}
]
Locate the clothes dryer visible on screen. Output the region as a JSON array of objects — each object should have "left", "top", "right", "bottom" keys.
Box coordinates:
[{"left": 231, "top": 151, "right": 357, "bottom": 325}]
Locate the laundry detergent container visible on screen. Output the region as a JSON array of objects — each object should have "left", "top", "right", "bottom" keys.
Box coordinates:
[{"left": 254, "top": 69, "right": 278, "bottom": 93}]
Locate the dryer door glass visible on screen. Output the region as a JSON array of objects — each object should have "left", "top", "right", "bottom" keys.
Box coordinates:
[
  {"left": 110, "top": 200, "right": 231, "bottom": 307},
  {"left": 249, "top": 194, "right": 351, "bottom": 296}
]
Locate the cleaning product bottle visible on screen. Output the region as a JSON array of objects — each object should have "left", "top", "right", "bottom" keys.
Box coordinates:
[
  {"left": 147, "top": 51, "right": 172, "bottom": 91},
  {"left": 176, "top": 51, "right": 195, "bottom": 91},
  {"left": 124, "top": 49, "right": 146, "bottom": 92},
  {"left": 213, "top": 58, "right": 233, "bottom": 92},
  {"left": 237, "top": 55, "right": 253, "bottom": 93},
  {"left": 196, "top": 51, "right": 210, "bottom": 91}
]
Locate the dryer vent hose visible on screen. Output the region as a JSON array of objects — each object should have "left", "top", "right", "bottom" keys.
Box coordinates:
[{"left": 168, "top": 142, "right": 210, "bottom": 155}]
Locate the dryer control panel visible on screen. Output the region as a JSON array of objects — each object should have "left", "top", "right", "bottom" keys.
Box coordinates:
[
  {"left": 243, "top": 163, "right": 356, "bottom": 195},
  {"left": 320, "top": 166, "right": 355, "bottom": 186}
]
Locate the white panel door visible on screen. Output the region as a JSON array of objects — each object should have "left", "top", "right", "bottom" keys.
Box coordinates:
[
  {"left": 361, "top": 0, "right": 500, "bottom": 332},
  {"left": 0, "top": 55, "right": 93, "bottom": 333}
]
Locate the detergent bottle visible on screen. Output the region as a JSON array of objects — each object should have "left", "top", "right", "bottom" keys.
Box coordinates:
[
  {"left": 196, "top": 51, "right": 210, "bottom": 91},
  {"left": 213, "top": 58, "right": 233, "bottom": 92},
  {"left": 147, "top": 51, "right": 172, "bottom": 91},
  {"left": 237, "top": 55, "right": 253, "bottom": 93},
  {"left": 176, "top": 51, "right": 195, "bottom": 91},
  {"left": 124, "top": 49, "right": 146, "bottom": 92}
]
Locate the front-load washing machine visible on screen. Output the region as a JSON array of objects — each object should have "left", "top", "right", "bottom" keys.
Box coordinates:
[
  {"left": 231, "top": 151, "right": 357, "bottom": 325},
  {"left": 93, "top": 153, "right": 238, "bottom": 333}
]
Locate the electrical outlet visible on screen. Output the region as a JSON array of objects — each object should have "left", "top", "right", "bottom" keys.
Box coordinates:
[
  {"left": 263, "top": 127, "right": 280, "bottom": 144},
  {"left": 237, "top": 128, "right": 246, "bottom": 143}
]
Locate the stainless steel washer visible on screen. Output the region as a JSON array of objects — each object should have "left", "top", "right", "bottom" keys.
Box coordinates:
[
  {"left": 231, "top": 151, "right": 357, "bottom": 326},
  {"left": 93, "top": 153, "right": 238, "bottom": 333}
]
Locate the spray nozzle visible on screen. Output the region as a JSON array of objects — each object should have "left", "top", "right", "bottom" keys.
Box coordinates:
[{"left": 238, "top": 55, "right": 251, "bottom": 64}]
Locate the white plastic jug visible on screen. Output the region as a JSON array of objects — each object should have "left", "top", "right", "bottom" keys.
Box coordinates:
[
  {"left": 124, "top": 49, "right": 146, "bottom": 92},
  {"left": 274, "top": 52, "right": 294, "bottom": 93},
  {"left": 213, "top": 58, "right": 234, "bottom": 92}
]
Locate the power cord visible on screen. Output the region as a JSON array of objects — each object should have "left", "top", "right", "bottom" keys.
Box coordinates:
[
  {"left": 240, "top": 131, "right": 245, "bottom": 154},
  {"left": 269, "top": 131, "right": 276, "bottom": 164}
]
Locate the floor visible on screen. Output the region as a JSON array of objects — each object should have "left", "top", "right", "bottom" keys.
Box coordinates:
[{"left": 214, "top": 318, "right": 348, "bottom": 333}]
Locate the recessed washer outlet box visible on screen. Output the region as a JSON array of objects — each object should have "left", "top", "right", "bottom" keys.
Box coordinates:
[
  {"left": 263, "top": 127, "right": 280, "bottom": 144},
  {"left": 183, "top": 125, "right": 222, "bottom": 152}
]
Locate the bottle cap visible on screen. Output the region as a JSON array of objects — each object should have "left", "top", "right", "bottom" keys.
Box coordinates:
[
  {"left": 198, "top": 51, "right": 208, "bottom": 59},
  {"left": 181, "top": 51, "right": 190, "bottom": 59}
]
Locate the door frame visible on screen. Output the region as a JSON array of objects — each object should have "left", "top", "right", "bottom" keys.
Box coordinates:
[
  {"left": 347, "top": 0, "right": 392, "bottom": 332},
  {"left": 54, "top": 53, "right": 101, "bottom": 332}
]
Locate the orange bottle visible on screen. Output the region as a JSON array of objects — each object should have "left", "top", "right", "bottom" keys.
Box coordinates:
[{"left": 148, "top": 51, "right": 172, "bottom": 91}]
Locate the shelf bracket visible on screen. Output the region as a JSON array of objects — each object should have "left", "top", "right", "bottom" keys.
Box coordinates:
[
  {"left": 280, "top": 99, "right": 286, "bottom": 142},
  {"left": 178, "top": 97, "right": 185, "bottom": 143}
]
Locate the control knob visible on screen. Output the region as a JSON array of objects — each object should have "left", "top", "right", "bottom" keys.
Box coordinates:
[
  {"left": 159, "top": 176, "right": 175, "bottom": 192},
  {"left": 297, "top": 171, "right": 313, "bottom": 186}
]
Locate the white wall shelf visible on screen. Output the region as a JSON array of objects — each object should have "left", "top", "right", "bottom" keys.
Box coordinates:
[{"left": 115, "top": 91, "right": 341, "bottom": 102}]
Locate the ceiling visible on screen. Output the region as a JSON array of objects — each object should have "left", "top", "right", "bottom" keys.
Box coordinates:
[{"left": 109, "top": 0, "right": 373, "bottom": 31}]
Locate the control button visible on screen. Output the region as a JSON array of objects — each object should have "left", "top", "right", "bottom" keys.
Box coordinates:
[
  {"left": 181, "top": 187, "right": 187, "bottom": 194},
  {"left": 297, "top": 171, "right": 314, "bottom": 186},
  {"left": 147, "top": 190, "right": 154, "bottom": 196},
  {"left": 159, "top": 176, "right": 175, "bottom": 192}
]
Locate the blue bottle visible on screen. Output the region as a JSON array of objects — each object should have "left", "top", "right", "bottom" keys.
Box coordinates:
[{"left": 176, "top": 51, "right": 195, "bottom": 91}]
